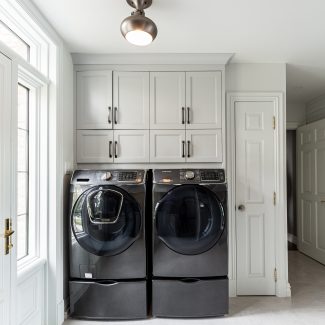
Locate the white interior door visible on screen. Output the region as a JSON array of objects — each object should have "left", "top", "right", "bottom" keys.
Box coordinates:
[
  {"left": 297, "top": 119, "right": 325, "bottom": 265},
  {"left": 0, "top": 53, "right": 15, "bottom": 324},
  {"left": 235, "top": 100, "right": 276, "bottom": 295},
  {"left": 113, "top": 71, "right": 149, "bottom": 129}
]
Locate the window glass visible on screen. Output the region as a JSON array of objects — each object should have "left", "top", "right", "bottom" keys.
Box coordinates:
[
  {"left": 0, "top": 20, "right": 30, "bottom": 61},
  {"left": 17, "top": 83, "right": 29, "bottom": 260}
]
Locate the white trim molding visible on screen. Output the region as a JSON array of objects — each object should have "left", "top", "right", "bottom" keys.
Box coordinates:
[
  {"left": 72, "top": 53, "right": 234, "bottom": 65},
  {"left": 226, "top": 92, "right": 290, "bottom": 298},
  {"left": 286, "top": 121, "right": 301, "bottom": 130}
]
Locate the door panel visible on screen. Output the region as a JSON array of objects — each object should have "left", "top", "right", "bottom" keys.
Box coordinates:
[
  {"left": 186, "top": 129, "right": 222, "bottom": 163},
  {"left": 150, "top": 72, "right": 185, "bottom": 129},
  {"left": 0, "top": 53, "right": 13, "bottom": 325},
  {"left": 113, "top": 130, "right": 149, "bottom": 163},
  {"left": 186, "top": 71, "right": 222, "bottom": 129},
  {"left": 77, "top": 130, "right": 114, "bottom": 163},
  {"left": 113, "top": 71, "right": 149, "bottom": 129},
  {"left": 235, "top": 100, "right": 276, "bottom": 295},
  {"left": 297, "top": 119, "right": 325, "bottom": 264},
  {"left": 150, "top": 130, "right": 185, "bottom": 163},
  {"left": 77, "top": 70, "right": 113, "bottom": 129}
]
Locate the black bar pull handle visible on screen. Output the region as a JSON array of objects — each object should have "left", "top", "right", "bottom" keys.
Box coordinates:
[
  {"left": 182, "top": 140, "right": 185, "bottom": 158},
  {"left": 182, "top": 107, "right": 185, "bottom": 124},
  {"left": 187, "top": 107, "right": 190, "bottom": 124},
  {"left": 114, "top": 141, "right": 118, "bottom": 158},
  {"left": 108, "top": 106, "right": 111, "bottom": 124},
  {"left": 109, "top": 140, "right": 112, "bottom": 158},
  {"left": 114, "top": 107, "right": 118, "bottom": 124},
  {"left": 187, "top": 140, "right": 191, "bottom": 158}
]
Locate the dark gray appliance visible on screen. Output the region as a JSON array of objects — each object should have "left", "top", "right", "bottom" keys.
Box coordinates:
[
  {"left": 68, "top": 170, "right": 147, "bottom": 320},
  {"left": 152, "top": 169, "right": 228, "bottom": 318}
]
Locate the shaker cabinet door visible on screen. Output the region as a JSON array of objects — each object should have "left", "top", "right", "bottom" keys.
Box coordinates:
[
  {"left": 113, "top": 71, "right": 149, "bottom": 129},
  {"left": 186, "top": 129, "right": 223, "bottom": 163},
  {"left": 150, "top": 72, "right": 185, "bottom": 129},
  {"left": 185, "top": 71, "right": 222, "bottom": 129},
  {"left": 77, "top": 130, "right": 114, "bottom": 163},
  {"left": 77, "top": 70, "right": 113, "bottom": 129},
  {"left": 113, "top": 130, "right": 149, "bottom": 163},
  {"left": 150, "top": 130, "right": 186, "bottom": 163}
]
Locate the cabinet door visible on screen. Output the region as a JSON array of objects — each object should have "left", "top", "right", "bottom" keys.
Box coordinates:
[
  {"left": 150, "top": 72, "right": 185, "bottom": 129},
  {"left": 77, "top": 70, "right": 113, "bottom": 129},
  {"left": 77, "top": 130, "right": 113, "bottom": 163},
  {"left": 186, "top": 71, "right": 222, "bottom": 129},
  {"left": 186, "top": 130, "right": 222, "bottom": 163},
  {"left": 150, "top": 130, "right": 186, "bottom": 163},
  {"left": 114, "top": 130, "right": 149, "bottom": 163},
  {"left": 113, "top": 71, "right": 149, "bottom": 129}
]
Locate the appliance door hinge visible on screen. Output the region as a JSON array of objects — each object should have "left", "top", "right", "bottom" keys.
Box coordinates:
[
  {"left": 273, "top": 192, "right": 276, "bottom": 205},
  {"left": 274, "top": 267, "right": 278, "bottom": 282},
  {"left": 273, "top": 116, "right": 276, "bottom": 129}
]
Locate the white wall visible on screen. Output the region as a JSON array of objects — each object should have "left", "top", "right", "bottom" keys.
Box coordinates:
[
  {"left": 287, "top": 101, "right": 306, "bottom": 127},
  {"left": 306, "top": 95, "right": 325, "bottom": 123},
  {"left": 226, "top": 63, "right": 286, "bottom": 92}
]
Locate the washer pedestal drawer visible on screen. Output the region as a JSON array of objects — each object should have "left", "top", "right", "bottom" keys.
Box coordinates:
[
  {"left": 69, "top": 280, "right": 147, "bottom": 320},
  {"left": 152, "top": 278, "right": 228, "bottom": 318}
]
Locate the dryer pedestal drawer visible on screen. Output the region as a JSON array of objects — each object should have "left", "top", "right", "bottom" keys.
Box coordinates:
[
  {"left": 152, "top": 278, "right": 228, "bottom": 318},
  {"left": 69, "top": 280, "right": 147, "bottom": 320}
]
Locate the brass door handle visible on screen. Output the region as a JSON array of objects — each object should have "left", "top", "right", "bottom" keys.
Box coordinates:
[{"left": 3, "top": 229, "right": 15, "bottom": 238}]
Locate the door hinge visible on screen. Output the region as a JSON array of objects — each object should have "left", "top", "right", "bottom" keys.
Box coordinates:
[
  {"left": 273, "top": 116, "right": 276, "bottom": 129},
  {"left": 273, "top": 192, "right": 276, "bottom": 205},
  {"left": 274, "top": 268, "right": 278, "bottom": 282}
]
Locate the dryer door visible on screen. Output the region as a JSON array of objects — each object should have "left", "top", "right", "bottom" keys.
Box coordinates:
[
  {"left": 155, "top": 185, "right": 225, "bottom": 255},
  {"left": 71, "top": 185, "right": 142, "bottom": 256}
]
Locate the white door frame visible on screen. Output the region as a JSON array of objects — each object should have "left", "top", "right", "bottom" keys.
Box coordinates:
[{"left": 226, "top": 92, "right": 290, "bottom": 297}]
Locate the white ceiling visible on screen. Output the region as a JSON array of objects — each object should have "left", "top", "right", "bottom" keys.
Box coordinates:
[{"left": 32, "top": 0, "right": 325, "bottom": 103}]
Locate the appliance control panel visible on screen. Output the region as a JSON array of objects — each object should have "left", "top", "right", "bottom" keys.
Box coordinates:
[
  {"left": 71, "top": 170, "right": 145, "bottom": 185},
  {"left": 153, "top": 169, "right": 226, "bottom": 184}
]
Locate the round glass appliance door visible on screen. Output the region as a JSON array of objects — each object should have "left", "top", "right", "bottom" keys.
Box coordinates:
[
  {"left": 71, "top": 185, "right": 142, "bottom": 256},
  {"left": 155, "top": 184, "right": 225, "bottom": 255}
]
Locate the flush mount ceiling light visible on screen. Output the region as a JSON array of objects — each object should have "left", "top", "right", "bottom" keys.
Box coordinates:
[{"left": 121, "top": 0, "right": 158, "bottom": 46}]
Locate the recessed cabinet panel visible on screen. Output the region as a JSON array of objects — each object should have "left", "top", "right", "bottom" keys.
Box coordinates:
[
  {"left": 150, "top": 130, "right": 186, "bottom": 163},
  {"left": 150, "top": 72, "right": 185, "bottom": 129},
  {"left": 77, "top": 130, "right": 113, "bottom": 163},
  {"left": 77, "top": 70, "right": 113, "bottom": 129},
  {"left": 186, "top": 129, "right": 222, "bottom": 163},
  {"left": 186, "top": 71, "right": 222, "bottom": 129},
  {"left": 114, "top": 130, "right": 149, "bottom": 163},
  {"left": 113, "top": 72, "right": 149, "bottom": 129}
]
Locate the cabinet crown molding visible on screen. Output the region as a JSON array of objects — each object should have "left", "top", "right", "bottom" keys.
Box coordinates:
[{"left": 72, "top": 53, "right": 234, "bottom": 65}]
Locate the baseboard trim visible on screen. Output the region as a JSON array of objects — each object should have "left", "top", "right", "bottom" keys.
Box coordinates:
[
  {"left": 57, "top": 300, "right": 65, "bottom": 325},
  {"left": 229, "top": 279, "right": 236, "bottom": 297}
]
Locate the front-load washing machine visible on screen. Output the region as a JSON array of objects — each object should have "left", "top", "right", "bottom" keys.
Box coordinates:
[
  {"left": 152, "top": 169, "right": 228, "bottom": 317},
  {"left": 68, "top": 170, "right": 148, "bottom": 320}
]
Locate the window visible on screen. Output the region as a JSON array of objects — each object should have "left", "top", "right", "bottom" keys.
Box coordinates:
[
  {"left": 17, "top": 84, "right": 30, "bottom": 260},
  {"left": 0, "top": 20, "right": 30, "bottom": 61}
]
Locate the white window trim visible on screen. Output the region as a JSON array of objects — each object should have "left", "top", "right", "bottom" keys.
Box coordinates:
[
  {"left": 17, "top": 66, "right": 48, "bottom": 271},
  {"left": 0, "top": 0, "right": 50, "bottom": 75}
]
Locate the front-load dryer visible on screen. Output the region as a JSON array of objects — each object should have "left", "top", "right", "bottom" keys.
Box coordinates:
[
  {"left": 152, "top": 169, "right": 228, "bottom": 318},
  {"left": 68, "top": 170, "right": 148, "bottom": 320}
]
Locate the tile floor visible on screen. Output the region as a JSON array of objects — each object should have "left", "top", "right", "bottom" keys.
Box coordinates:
[{"left": 64, "top": 251, "right": 325, "bottom": 325}]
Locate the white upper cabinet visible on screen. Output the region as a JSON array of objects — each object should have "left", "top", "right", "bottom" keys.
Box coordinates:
[
  {"left": 114, "top": 130, "right": 149, "bottom": 163},
  {"left": 186, "top": 129, "right": 222, "bottom": 163},
  {"left": 113, "top": 72, "right": 150, "bottom": 129},
  {"left": 77, "top": 70, "right": 113, "bottom": 129},
  {"left": 150, "top": 72, "right": 185, "bottom": 129},
  {"left": 185, "top": 71, "right": 222, "bottom": 129}
]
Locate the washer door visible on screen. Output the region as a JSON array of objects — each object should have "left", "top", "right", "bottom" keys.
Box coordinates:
[
  {"left": 71, "top": 185, "right": 142, "bottom": 256},
  {"left": 155, "top": 185, "right": 225, "bottom": 255}
]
